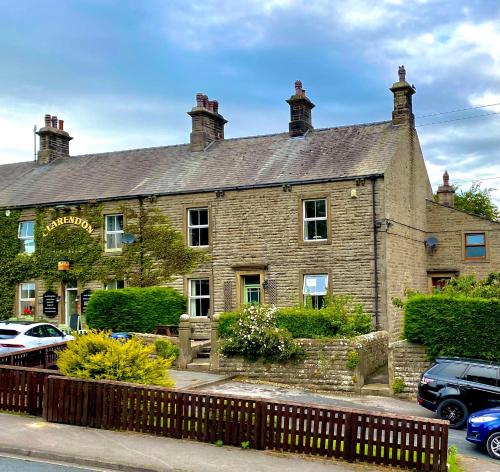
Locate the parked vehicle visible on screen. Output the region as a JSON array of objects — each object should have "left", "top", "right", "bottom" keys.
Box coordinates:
[
  {"left": 466, "top": 407, "right": 500, "bottom": 460},
  {"left": 417, "top": 357, "right": 500, "bottom": 429},
  {"left": 0, "top": 321, "right": 74, "bottom": 354},
  {"left": 110, "top": 332, "right": 132, "bottom": 342}
]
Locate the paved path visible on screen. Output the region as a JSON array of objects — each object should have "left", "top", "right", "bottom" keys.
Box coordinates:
[
  {"left": 199, "top": 380, "right": 499, "bottom": 467},
  {"left": 169, "top": 369, "right": 229, "bottom": 390},
  {"left": 0, "top": 454, "right": 108, "bottom": 471},
  {"left": 0, "top": 413, "right": 386, "bottom": 472}
]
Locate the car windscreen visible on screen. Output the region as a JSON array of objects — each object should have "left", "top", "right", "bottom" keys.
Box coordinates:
[
  {"left": 0, "top": 329, "right": 19, "bottom": 339},
  {"left": 428, "top": 362, "right": 467, "bottom": 379}
]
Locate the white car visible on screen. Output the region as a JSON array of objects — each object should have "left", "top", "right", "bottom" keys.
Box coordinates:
[{"left": 0, "top": 321, "right": 74, "bottom": 354}]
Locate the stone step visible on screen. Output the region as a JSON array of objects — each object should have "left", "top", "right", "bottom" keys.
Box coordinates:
[
  {"left": 360, "top": 383, "right": 392, "bottom": 397},
  {"left": 365, "top": 364, "right": 389, "bottom": 385},
  {"left": 186, "top": 359, "right": 211, "bottom": 372},
  {"left": 197, "top": 352, "right": 210, "bottom": 359}
]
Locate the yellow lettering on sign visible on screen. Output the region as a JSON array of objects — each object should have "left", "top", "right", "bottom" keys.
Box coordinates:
[
  {"left": 69, "top": 216, "right": 75, "bottom": 224},
  {"left": 63, "top": 216, "right": 69, "bottom": 224},
  {"left": 42, "top": 217, "right": 94, "bottom": 237},
  {"left": 56, "top": 218, "right": 63, "bottom": 226}
]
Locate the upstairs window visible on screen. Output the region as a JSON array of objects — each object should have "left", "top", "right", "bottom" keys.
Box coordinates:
[
  {"left": 105, "top": 214, "right": 124, "bottom": 251},
  {"left": 303, "top": 274, "right": 328, "bottom": 308},
  {"left": 188, "top": 208, "right": 209, "bottom": 247},
  {"left": 303, "top": 199, "right": 327, "bottom": 241},
  {"left": 465, "top": 233, "right": 486, "bottom": 260},
  {"left": 18, "top": 221, "right": 35, "bottom": 254},
  {"left": 189, "top": 279, "right": 210, "bottom": 316}
]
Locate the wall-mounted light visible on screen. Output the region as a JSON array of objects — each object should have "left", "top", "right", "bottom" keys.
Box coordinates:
[
  {"left": 350, "top": 189, "right": 357, "bottom": 198},
  {"left": 4, "top": 209, "right": 11, "bottom": 217}
]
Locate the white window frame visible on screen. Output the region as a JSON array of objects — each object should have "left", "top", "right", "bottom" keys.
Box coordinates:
[
  {"left": 188, "top": 208, "right": 209, "bottom": 248},
  {"left": 303, "top": 274, "right": 328, "bottom": 308},
  {"left": 105, "top": 280, "right": 125, "bottom": 290},
  {"left": 303, "top": 199, "right": 327, "bottom": 241},
  {"left": 188, "top": 278, "right": 210, "bottom": 317},
  {"left": 18, "top": 220, "right": 35, "bottom": 254},
  {"left": 105, "top": 214, "right": 124, "bottom": 252},
  {"left": 19, "top": 282, "right": 36, "bottom": 316}
]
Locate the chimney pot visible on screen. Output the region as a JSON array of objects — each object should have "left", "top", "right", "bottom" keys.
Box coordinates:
[
  {"left": 202, "top": 95, "right": 209, "bottom": 108},
  {"left": 212, "top": 100, "right": 219, "bottom": 114},
  {"left": 44, "top": 114, "right": 51, "bottom": 127},
  {"left": 51, "top": 116, "right": 58, "bottom": 128},
  {"left": 436, "top": 170, "right": 455, "bottom": 207},
  {"left": 196, "top": 93, "right": 205, "bottom": 107},
  {"left": 207, "top": 100, "right": 215, "bottom": 112},
  {"left": 294, "top": 80, "right": 305, "bottom": 97},
  {"left": 443, "top": 170, "right": 449, "bottom": 186},
  {"left": 58, "top": 119, "right": 64, "bottom": 130}
]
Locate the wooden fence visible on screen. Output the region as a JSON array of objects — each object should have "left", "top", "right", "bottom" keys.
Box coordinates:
[
  {"left": 42, "top": 375, "right": 449, "bottom": 471},
  {"left": 0, "top": 342, "right": 67, "bottom": 368}
]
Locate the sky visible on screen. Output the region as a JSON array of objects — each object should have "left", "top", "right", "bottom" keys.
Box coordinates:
[{"left": 0, "top": 0, "right": 499, "bottom": 204}]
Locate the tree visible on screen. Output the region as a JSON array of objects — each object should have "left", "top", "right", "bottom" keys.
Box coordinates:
[{"left": 453, "top": 183, "right": 500, "bottom": 221}]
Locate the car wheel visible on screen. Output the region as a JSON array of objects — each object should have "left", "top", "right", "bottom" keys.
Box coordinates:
[
  {"left": 436, "top": 398, "right": 468, "bottom": 429},
  {"left": 486, "top": 432, "right": 500, "bottom": 460}
]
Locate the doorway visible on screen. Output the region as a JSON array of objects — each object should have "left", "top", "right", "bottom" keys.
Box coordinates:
[{"left": 64, "top": 282, "right": 78, "bottom": 326}]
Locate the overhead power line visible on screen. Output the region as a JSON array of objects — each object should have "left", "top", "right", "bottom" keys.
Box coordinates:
[
  {"left": 417, "top": 101, "right": 500, "bottom": 118},
  {"left": 416, "top": 110, "right": 500, "bottom": 127}
]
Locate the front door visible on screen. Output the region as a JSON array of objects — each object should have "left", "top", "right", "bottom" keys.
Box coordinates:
[{"left": 65, "top": 283, "right": 78, "bottom": 327}]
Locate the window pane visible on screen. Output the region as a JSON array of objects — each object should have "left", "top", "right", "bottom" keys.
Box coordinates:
[
  {"left": 466, "top": 246, "right": 486, "bottom": 258},
  {"left": 247, "top": 288, "right": 260, "bottom": 303},
  {"left": 21, "top": 283, "right": 35, "bottom": 299},
  {"left": 116, "top": 215, "right": 123, "bottom": 231},
  {"left": 106, "top": 234, "right": 117, "bottom": 250},
  {"left": 199, "top": 228, "right": 209, "bottom": 246},
  {"left": 19, "top": 221, "right": 34, "bottom": 237},
  {"left": 189, "top": 210, "right": 199, "bottom": 226},
  {"left": 106, "top": 215, "right": 116, "bottom": 232},
  {"left": 199, "top": 279, "right": 209, "bottom": 296},
  {"left": 190, "top": 228, "right": 200, "bottom": 246},
  {"left": 466, "top": 233, "right": 485, "bottom": 245},
  {"left": 303, "top": 275, "right": 328, "bottom": 295},
  {"left": 244, "top": 275, "right": 260, "bottom": 285},
  {"left": 305, "top": 220, "right": 316, "bottom": 240},
  {"left": 22, "top": 239, "right": 35, "bottom": 254},
  {"left": 200, "top": 297, "right": 210, "bottom": 316},
  {"left": 316, "top": 220, "right": 327, "bottom": 239},
  {"left": 116, "top": 280, "right": 125, "bottom": 289},
  {"left": 199, "top": 209, "right": 208, "bottom": 226},
  {"left": 304, "top": 200, "right": 316, "bottom": 219},
  {"left": 465, "top": 366, "right": 497, "bottom": 386},
  {"left": 315, "top": 199, "right": 326, "bottom": 218}
]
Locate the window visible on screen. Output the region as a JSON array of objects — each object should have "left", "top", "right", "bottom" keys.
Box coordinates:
[
  {"left": 105, "top": 280, "right": 125, "bottom": 290},
  {"left": 25, "top": 326, "right": 45, "bottom": 338},
  {"left": 303, "top": 199, "right": 327, "bottom": 241},
  {"left": 431, "top": 277, "right": 451, "bottom": 293},
  {"left": 188, "top": 208, "right": 209, "bottom": 247},
  {"left": 18, "top": 221, "right": 35, "bottom": 254},
  {"left": 428, "top": 362, "right": 466, "bottom": 379},
  {"left": 19, "top": 282, "right": 35, "bottom": 316},
  {"left": 44, "top": 325, "right": 64, "bottom": 337},
  {"left": 464, "top": 365, "right": 498, "bottom": 387},
  {"left": 242, "top": 275, "right": 261, "bottom": 305},
  {"left": 105, "top": 214, "right": 124, "bottom": 251},
  {"left": 189, "top": 279, "right": 210, "bottom": 317},
  {"left": 303, "top": 274, "right": 328, "bottom": 308},
  {"left": 465, "top": 233, "right": 486, "bottom": 259}
]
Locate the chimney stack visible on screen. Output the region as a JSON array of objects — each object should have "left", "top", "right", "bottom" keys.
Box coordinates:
[
  {"left": 36, "top": 114, "right": 73, "bottom": 165},
  {"left": 436, "top": 171, "right": 455, "bottom": 207},
  {"left": 287, "top": 80, "right": 315, "bottom": 137},
  {"left": 390, "top": 65, "right": 416, "bottom": 127},
  {"left": 188, "top": 93, "right": 227, "bottom": 152}
]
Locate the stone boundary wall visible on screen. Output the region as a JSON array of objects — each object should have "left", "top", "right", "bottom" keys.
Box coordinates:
[
  {"left": 217, "top": 331, "right": 388, "bottom": 393},
  {"left": 132, "top": 332, "right": 180, "bottom": 347},
  {"left": 388, "top": 339, "right": 431, "bottom": 398},
  {"left": 190, "top": 318, "right": 211, "bottom": 340}
]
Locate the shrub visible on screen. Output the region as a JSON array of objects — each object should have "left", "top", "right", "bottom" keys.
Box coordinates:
[
  {"left": 86, "top": 286, "right": 185, "bottom": 333},
  {"left": 57, "top": 331, "right": 175, "bottom": 387},
  {"left": 155, "top": 339, "right": 179, "bottom": 361},
  {"left": 392, "top": 377, "right": 405, "bottom": 394},
  {"left": 441, "top": 272, "right": 500, "bottom": 298},
  {"left": 404, "top": 295, "right": 500, "bottom": 361},
  {"left": 220, "top": 305, "right": 305, "bottom": 362},
  {"left": 218, "top": 296, "right": 372, "bottom": 339},
  {"left": 346, "top": 350, "right": 360, "bottom": 370}
]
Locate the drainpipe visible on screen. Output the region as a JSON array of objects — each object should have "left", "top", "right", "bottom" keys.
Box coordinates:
[{"left": 370, "top": 176, "right": 380, "bottom": 330}]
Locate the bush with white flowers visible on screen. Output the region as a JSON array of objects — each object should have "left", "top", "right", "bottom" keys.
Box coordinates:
[{"left": 220, "top": 304, "right": 305, "bottom": 362}]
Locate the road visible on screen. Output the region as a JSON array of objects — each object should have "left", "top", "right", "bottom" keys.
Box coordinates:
[
  {"left": 0, "top": 454, "right": 110, "bottom": 472},
  {"left": 200, "top": 380, "right": 498, "bottom": 465}
]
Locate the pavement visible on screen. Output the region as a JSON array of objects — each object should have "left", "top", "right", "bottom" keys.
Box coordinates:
[
  {"left": 0, "top": 413, "right": 388, "bottom": 472},
  {"left": 169, "top": 369, "right": 231, "bottom": 390}
]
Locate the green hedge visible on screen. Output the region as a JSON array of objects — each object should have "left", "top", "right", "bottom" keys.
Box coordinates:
[
  {"left": 218, "top": 305, "right": 372, "bottom": 339},
  {"left": 404, "top": 295, "right": 500, "bottom": 361},
  {"left": 86, "top": 287, "right": 185, "bottom": 333}
]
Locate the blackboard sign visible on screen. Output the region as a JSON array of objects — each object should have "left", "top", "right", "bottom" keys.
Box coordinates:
[
  {"left": 42, "top": 291, "right": 59, "bottom": 318},
  {"left": 81, "top": 290, "right": 92, "bottom": 314},
  {"left": 69, "top": 314, "right": 81, "bottom": 331}
]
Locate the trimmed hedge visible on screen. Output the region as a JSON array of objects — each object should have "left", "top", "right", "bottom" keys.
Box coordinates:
[
  {"left": 86, "top": 287, "right": 185, "bottom": 333},
  {"left": 404, "top": 295, "right": 500, "bottom": 361},
  {"left": 218, "top": 305, "right": 372, "bottom": 339}
]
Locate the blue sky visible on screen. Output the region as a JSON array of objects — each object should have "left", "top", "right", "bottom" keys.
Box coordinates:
[{"left": 1, "top": 0, "right": 499, "bottom": 204}]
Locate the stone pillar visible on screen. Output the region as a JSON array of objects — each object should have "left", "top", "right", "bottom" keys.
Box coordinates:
[
  {"left": 209, "top": 313, "right": 220, "bottom": 372},
  {"left": 390, "top": 65, "right": 416, "bottom": 127},
  {"left": 177, "top": 314, "right": 192, "bottom": 369}
]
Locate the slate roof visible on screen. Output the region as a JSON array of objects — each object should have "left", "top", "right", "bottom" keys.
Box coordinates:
[{"left": 0, "top": 121, "right": 403, "bottom": 208}]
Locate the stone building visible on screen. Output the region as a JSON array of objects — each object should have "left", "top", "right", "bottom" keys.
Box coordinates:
[{"left": 0, "top": 68, "right": 498, "bottom": 338}]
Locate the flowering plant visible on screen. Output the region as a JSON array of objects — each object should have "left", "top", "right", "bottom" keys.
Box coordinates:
[
  {"left": 220, "top": 304, "right": 305, "bottom": 362},
  {"left": 22, "top": 306, "right": 33, "bottom": 316}
]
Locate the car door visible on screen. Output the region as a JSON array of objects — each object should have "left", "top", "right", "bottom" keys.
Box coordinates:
[
  {"left": 23, "top": 326, "right": 46, "bottom": 348},
  {"left": 42, "top": 324, "right": 66, "bottom": 345},
  {"left": 462, "top": 365, "right": 500, "bottom": 411}
]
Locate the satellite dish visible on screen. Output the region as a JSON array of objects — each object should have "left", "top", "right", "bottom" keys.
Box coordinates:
[
  {"left": 425, "top": 236, "right": 438, "bottom": 249},
  {"left": 121, "top": 233, "right": 136, "bottom": 245}
]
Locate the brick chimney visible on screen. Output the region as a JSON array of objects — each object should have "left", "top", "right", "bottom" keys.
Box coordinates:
[
  {"left": 390, "top": 65, "right": 416, "bottom": 127},
  {"left": 286, "top": 80, "right": 315, "bottom": 137},
  {"left": 187, "top": 94, "right": 227, "bottom": 151},
  {"left": 436, "top": 171, "right": 455, "bottom": 207},
  {"left": 36, "top": 114, "right": 73, "bottom": 165}
]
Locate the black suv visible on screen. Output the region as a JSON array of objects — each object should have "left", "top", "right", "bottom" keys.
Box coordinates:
[{"left": 418, "top": 358, "right": 500, "bottom": 429}]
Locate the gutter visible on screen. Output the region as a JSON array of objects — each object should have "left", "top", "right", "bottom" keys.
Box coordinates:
[
  {"left": 370, "top": 175, "right": 380, "bottom": 330},
  {"left": 0, "top": 173, "right": 384, "bottom": 210}
]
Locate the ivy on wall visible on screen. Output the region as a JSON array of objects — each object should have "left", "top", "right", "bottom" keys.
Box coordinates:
[{"left": 0, "top": 202, "right": 208, "bottom": 320}]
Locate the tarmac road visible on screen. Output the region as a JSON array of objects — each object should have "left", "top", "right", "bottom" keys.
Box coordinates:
[{"left": 0, "top": 454, "right": 110, "bottom": 472}]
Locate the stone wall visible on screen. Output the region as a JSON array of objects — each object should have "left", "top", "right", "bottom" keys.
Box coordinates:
[
  {"left": 190, "top": 318, "right": 211, "bottom": 340},
  {"left": 217, "top": 331, "right": 388, "bottom": 393},
  {"left": 388, "top": 339, "right": 431, "bottom": 398}
]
